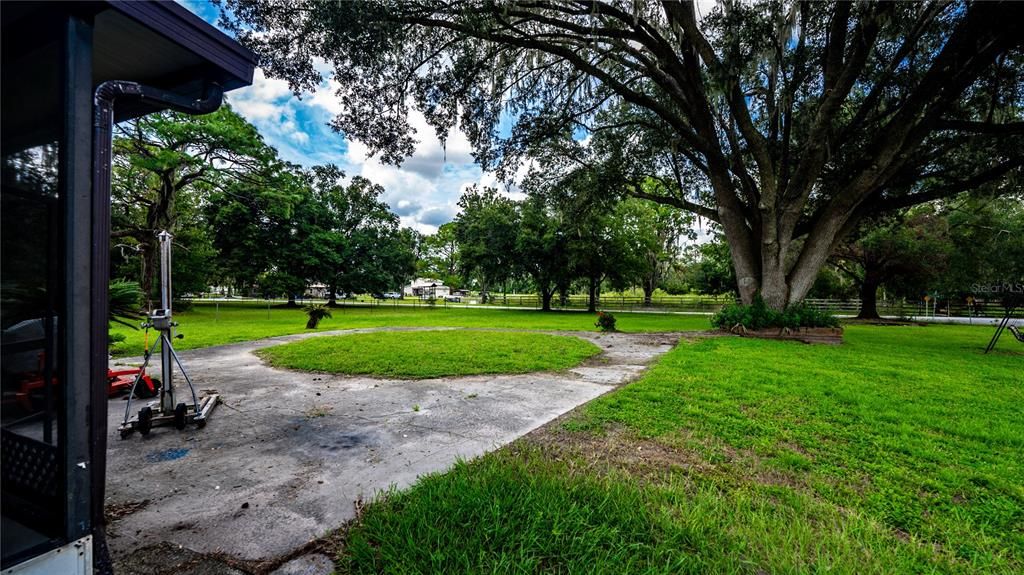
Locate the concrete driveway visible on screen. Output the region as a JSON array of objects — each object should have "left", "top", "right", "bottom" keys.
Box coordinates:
[{"left": 104, "top": 327, "right": 681, "bottom": 569}]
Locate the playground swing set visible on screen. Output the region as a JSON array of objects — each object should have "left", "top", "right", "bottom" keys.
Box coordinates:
[{"left": 984, "top": 296, "right": 1024, "bottom": 354}]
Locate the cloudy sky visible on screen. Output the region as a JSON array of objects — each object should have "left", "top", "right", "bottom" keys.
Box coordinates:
[{"left": 180, "top": 0, "right": 507, "bottom": 234}]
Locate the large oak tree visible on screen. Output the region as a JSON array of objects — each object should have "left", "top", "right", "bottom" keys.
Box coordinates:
[
  {"left": 220, "top": 0, "right": 1024, "bottom": 309},
  {"left": 111, "top": 105, "right": 283, "bottom": 305}
]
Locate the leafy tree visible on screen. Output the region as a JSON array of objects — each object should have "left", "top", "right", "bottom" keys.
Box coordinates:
[
  {"left": 687, "top": 238, "right": 738, "bottom": 297},
  {"left": 940, "top": 194, "right": 1024, "bottom": 306},
  {"left": 111, "top": 104, "right": 281, "bottom": 305},
  {"left": 298, "top": 166, "right": 414, "bottom": 304},
  {"left": 454, "top": 187, "right": 521, "bottom": 302},
  {"left": 169, "top": 226, "right": 219, "bottom": 297},
  {"left": 833, "top": 210, "right": 952, "bottom": 319},
  {"left": 537, "top": 167, "right": 624, "bottom": 312},
  {"left": 419, "top": 223, "right": 461, "bottom": 289},
  {"left": 203, "top": 166, "right": 308, "bottom": 298},
  {"left": 221, "top": 0, "right": 1024, "bottom": 310},
  {"left": 517, "top": 196, "right": 571, "bottom": 311},
  {"left": 609, "top": 197, "right": 691, "bottom": 305},
  {"left": 375, "top": 226, "right": 420, "bottom": 295},
  {"left": 805, "top": 267, "right": 857, "bottom": 301}
]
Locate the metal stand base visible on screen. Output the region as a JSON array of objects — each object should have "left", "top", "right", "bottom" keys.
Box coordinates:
[
  {"left": 117, "top": 325, "right": 219, "bottom": 438},
  {"left": 119, "top": 394, "right": 219, "bottom": 439}
]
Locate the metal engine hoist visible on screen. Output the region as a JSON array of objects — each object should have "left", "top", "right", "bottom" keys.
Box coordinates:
[{"left": 118, "top": 231, "right": 219, "bottom": 438}]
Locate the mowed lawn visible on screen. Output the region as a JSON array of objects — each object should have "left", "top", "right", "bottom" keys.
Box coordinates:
[
  {"left": 109, "top": 301, "right": 710, "bottom": 357},
  {"left": 338, "top": 324, "right": 1024, "bottom": 574},
  {"left": 257, "top": 330, "right": 601, "bottom": 379}
]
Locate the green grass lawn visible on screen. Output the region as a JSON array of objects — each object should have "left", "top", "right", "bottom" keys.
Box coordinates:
[
  {"left": 257, "top": 330, "right": 601, "bottom": 379},
  {"left": 109, "top": 301, "right": 710, "bottom": 357},
  {"left": 337, "top": 324, "right": 1024, "bottom": 574}
]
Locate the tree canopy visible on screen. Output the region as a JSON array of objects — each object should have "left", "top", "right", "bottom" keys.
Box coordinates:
[
  {"left": 221, "top": 0, "right": 1024, "bottom": 309},
  {"left": 112, "top": 106, "right": 417, "bottom": 304}
]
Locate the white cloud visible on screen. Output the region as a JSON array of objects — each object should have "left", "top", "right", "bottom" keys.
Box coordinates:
[
  {"left": 222, "top": 63, "right": 504, "bottom": 236},
  {"left": 307, "top": 77, "right": 345, "bottom": 116},
  {"left": 177, "top": 0, "right": 505, "bottom": 235},
  {"left": 334, "top": 105, "right": 501, "bottom": 234}
]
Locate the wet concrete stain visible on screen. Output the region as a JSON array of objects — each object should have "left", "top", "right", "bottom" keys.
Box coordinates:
[
  {"left": 321, "top": 433, "right": 366, "bottom": 451},
  {"left": 146, "top": 447, "right": 190, "bottom": 463}
]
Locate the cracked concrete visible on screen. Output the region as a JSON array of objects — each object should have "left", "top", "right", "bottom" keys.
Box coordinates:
[{"left": 105, "top": 327, "right": 680, "bottom": 567}]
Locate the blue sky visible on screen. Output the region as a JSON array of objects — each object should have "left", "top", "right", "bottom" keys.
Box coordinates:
[{"left": 179, "top": 0, "right": 505, "bottom": 234}]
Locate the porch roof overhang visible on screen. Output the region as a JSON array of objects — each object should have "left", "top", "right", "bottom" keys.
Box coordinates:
[{"left": 2, "top": 0, "right": 255, "bottom": 151}]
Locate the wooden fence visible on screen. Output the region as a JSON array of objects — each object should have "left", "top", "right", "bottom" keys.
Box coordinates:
[{"left": 190, "top": 293, "right": 1023, "bottom": 318}]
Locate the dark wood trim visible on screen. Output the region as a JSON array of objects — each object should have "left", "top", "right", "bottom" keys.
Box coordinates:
[
  {"left": 109, "top": 0, "right": 255, "bottom": 89},
  {"left": 62, "top": 12, "right": 95, "bottom": 543}
]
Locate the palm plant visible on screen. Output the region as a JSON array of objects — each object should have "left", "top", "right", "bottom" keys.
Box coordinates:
[
  {"left": 303, "top": 303, "right": 332, "bottom": 329},
  {"left": 109, "top": 280, "right": 144, "bottom": 328},
  {"left": 109, "top": 280, "right": 144, "bottom": 346}
]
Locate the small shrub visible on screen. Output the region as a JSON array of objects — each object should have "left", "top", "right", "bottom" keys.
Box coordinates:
[
  {"left": 595, "top": 311, "right": 617, "bottom": 332},
  {"left": 109, "top": 279, "right": 144, "bottom": 346},
  {"left": 712, "top": 296, "right": 838, "bottom": 331},
  {"left": 777, "top": 302, "right": 840, "bottom": 329},
  {"left": 303, "top": 303, "right": 333, "bottom": 329}
]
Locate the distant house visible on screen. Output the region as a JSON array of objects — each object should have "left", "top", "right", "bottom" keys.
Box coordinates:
[
  {"left": 306, "top": 283, "right": 329, "bottom": 299},
  {"left": 404, "top": 278, "right": 451, "bottom": 299}
]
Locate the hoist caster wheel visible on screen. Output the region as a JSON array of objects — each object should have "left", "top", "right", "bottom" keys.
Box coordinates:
[
  {"left": 119, "top": 427, "right": 133, "bottom": 440},
  {"left": 174, "top": 402, "right": 188, "bottom": 430},
  {"left": 138, "top": 407, "right": 153, "bottom": 436}
]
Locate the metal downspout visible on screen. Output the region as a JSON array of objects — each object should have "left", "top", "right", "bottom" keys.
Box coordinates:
[{"left": 90, "top": 81, "right": 224, "bottom": 573}]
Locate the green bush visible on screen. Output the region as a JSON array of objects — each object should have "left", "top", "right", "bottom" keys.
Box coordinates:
[
  {"left": 712, "top": 296, "right": 839, "bottom": 331},
  {"left": 594, "top": 311, "right": 617, "bottom": 332}
]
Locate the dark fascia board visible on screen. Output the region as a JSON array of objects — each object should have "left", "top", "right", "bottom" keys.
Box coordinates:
[{"left": 107, "top": 0, "right": 255, "bottom": 90}]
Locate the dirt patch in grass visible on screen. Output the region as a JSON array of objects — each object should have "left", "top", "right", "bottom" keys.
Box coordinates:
[
  {"left": 519, "top": 418, "right": 714, "bottom": 484},
  {"left": 520, "top": 412, "right": 820, "bottom": 496}
]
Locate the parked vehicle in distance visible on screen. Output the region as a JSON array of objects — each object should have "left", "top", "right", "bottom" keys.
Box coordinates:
[
  {"left": 444, "top": 295, "right": 461, "bottom": 303},
  {"left": 383, "top": 292, "right": 402, "bottom": 299}
]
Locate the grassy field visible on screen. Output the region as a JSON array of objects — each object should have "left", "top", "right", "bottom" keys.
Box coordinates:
[
  {"left": 257, "top": 330, "right": 601, "bottom": 378},
  {"left": 337, "top": 324, "right": 1023, "bottom": 574},
  {"left": 109, "top": 301, "right": 711, "bottom": 357}
]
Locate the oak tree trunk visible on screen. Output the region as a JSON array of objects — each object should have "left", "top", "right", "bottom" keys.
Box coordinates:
[
  {"left": 140, "top": 241, "right": 157, "bottom": 311},
  {"left": 327, "top": 279, "right": 338, "bottom": 307},
  {"left": 857, "top": 276, "right": 882, "bottom": 320},
  {"left": 541, "top": 289, "right": 554, "bottom": 312}
]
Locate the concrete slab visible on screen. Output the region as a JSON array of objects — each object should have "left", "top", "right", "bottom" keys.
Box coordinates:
[
  {"left": 111, "top": 542, "right": 246, "bottom": 575},
  {"left": 105, "top": 328, "right": 679, "bottom": 564},
  {"left": 269, "top": 554, "right": 334, "bottom": 575}
]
